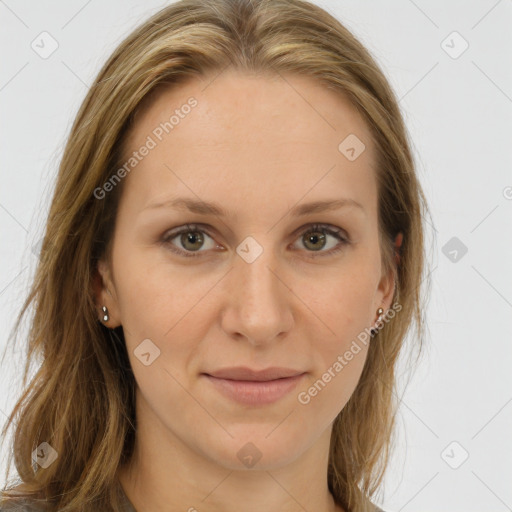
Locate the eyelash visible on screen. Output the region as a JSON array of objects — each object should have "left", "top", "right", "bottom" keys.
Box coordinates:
[{"left": 161, "top": 223, "right": 350, "bottom": 259}]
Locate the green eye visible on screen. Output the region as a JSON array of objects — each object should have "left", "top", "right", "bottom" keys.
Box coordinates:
[{"left": 161, "top": 223, "right": 350, "bottom": 258}]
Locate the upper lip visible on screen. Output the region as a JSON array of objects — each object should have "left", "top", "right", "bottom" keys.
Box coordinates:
[{"left": 204, "top": 366, "right": 305, "bottom": 382}]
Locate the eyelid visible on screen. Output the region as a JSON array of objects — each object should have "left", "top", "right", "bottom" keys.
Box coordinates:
[
  {"left": 161, "top": 222, "right": 350, "bottom": 258},
  {"left": 160, "top": 223, "right": 222, "bottom": 255}
]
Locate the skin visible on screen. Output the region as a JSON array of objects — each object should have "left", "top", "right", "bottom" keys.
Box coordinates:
[{"left": 93, "top": 68, "right": 395, "bottom": 512}]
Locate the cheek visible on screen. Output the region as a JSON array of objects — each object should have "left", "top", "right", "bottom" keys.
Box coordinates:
[
  {"left": 296, "top": 262, "right": 376, "bottom": 405},
  {"left": 113, "top": 250, "right": 215, "bottom": 368},
  {"left": 296, "top": 337, "right": 369, "bottom": 426},
  {"left": 113, "top": 243, "right": 185, "bottom": 328},
  {"left": 305, "top": 272, "right": 376, "bottom": 345}
]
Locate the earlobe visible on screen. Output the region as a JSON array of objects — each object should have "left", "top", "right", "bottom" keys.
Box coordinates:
[
  {"left": 92, "top": 259, "right": 120, "bottom": 327},
  {"left": 377, "top": 250, "right": 399, "bottom": 315},
  {"left": 381, "top": 232, "right": 403, "bottom": 310},
  {"left": 379, "top": 271, "right": 396, "bottom": 313},
  {"left": 92, "top": 260, "right": 108, "bottom": 302},
  {"left": 372, "top": 269, "right": 396, "bottom": 337}
]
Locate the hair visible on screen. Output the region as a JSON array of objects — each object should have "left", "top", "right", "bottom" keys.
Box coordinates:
[{"left": 0, "top": 0, "right": 432, "bottom": 511}]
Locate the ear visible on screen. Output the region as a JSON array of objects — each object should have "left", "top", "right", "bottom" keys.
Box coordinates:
[
  {"left": 92, "top": 257, "right": 121, "bottom": 328},
  {"left": 375, "top": 232, "right": 402, "bottom": 313},
  {"left": 376, "top": 263, "right": 396, "bottom": 314}
]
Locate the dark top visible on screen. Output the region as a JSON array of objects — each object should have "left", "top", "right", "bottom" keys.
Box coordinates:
[
  {"left": 115, "top": 481, "right": 387, "bottom": 512},
  {"left": 0, "top": 479, "right": 136, "bottom": 512}
]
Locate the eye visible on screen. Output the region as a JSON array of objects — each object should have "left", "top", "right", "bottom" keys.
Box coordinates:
[
  {"left": 161, "top": 224, "right": 220, "bottom": 258},
  {"left": 161, "top": 223, "right": 350, "bottom": 258},
  {"left": 291, "top": 223, "right": 350, "bottom": 258}
]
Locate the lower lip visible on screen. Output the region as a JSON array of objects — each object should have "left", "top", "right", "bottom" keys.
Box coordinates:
[{"left": 203, "top": 373, "right": 306, "bottom": 405}]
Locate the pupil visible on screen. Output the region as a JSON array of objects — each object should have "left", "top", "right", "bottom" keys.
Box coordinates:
[
  {"left": 183, "top": 231, "right": 203, "bottom": 250},
  {"left": 307, "top": 232, "right": 325, "bottom": 250}
]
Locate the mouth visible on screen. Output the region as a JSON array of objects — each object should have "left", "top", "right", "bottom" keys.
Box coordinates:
[{"left": 202, "top": 367, "right": 307, "bottom": 406}]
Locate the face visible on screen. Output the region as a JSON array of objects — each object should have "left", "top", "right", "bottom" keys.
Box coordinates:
[{"left": 95, "top": 68, "right": 395, "bottom": 470}]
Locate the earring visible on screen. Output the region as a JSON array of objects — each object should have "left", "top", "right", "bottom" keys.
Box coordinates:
[
  {"left": 370, "top": 307, "right": 384, "bottom": 337},
  {"left": 101, "top": 305, "right": 109, "bottom": 323}
]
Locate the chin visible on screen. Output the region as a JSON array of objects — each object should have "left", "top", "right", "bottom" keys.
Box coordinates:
[{"left": 197, "top": 427, "right": 307, "bottom": 471}]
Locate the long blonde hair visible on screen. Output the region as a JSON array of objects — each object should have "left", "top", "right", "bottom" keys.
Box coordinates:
[{"left": 0, "top": 1, "right": 432, "bottom": 511}]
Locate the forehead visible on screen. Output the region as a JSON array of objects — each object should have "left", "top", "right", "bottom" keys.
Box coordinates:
[{"left": 118, "top": 69, "right": 378, "bottom": 221}]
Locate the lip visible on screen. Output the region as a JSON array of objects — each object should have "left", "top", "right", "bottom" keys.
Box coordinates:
[{"left": 203, "top": 367, "right": 307, "bottom": 405}]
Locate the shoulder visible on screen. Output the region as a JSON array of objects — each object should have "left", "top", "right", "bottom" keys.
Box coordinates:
[
  {"left": 0, "top": 499, "right": 47, "bottom": 511},
  {"left": 0, "top": 506, "right": 45, "bottom": 511},
  {"left": 0, "top": 486, "right": 47, "bottom": 511}
]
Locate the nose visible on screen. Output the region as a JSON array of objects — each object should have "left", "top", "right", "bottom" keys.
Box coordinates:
[{"left": 220, "top": 246, "right": 294, "bottom": 347}]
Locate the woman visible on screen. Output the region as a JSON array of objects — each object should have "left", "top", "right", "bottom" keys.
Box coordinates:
[{"left": 0, "top": 0, "right": 431, "bottom": 511}]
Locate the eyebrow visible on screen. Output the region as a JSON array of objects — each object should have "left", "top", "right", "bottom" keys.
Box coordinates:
[{"left": 142, "top": 197, "right": 366, "bottom": 217}]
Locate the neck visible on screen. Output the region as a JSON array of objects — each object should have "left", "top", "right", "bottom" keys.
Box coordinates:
[{"left": 117, "top": 394, "right": 344, "bottom": 512}]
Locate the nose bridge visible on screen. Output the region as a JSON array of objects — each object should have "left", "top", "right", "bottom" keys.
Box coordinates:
[{"left": 221, "top": 238, "right": 293, "bottom": 343}]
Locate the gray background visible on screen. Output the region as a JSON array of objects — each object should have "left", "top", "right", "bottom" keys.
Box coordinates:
[{"left": 1, "top": 1, "right": 511, "bottom": 510}]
